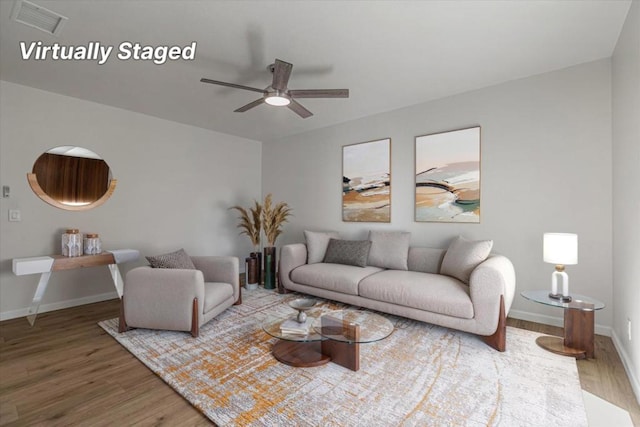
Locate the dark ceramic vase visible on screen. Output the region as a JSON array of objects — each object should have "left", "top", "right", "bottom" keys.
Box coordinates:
[
  {"left": 263, "top": 246, "right": 276, "bottom": 289},
  {"left": 250, "top": 251, "right": 262, "bottom": 286},
  {"left": 245, "top": 253, "right": 259, "bottom": 289}
]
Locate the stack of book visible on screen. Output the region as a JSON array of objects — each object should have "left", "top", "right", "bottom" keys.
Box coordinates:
[{"left": 279, "top": 317, "right": 313, "bottom": 335}]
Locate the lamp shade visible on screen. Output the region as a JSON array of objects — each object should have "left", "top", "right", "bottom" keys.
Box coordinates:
[{"left": 543, "top": 233, "right": 578, "bottom": 265}]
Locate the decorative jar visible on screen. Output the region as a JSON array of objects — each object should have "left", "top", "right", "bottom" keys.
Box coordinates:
[
  {"left": 83, "top": 233, "right": 102, "bottom": 255},
  {"left": 62, "top": 229, "right": 83, "bottom": 257}
]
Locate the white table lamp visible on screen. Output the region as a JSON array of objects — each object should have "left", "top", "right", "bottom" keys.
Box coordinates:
[{"left": 543, "top": 233, "right": 578, "bottom": 302}]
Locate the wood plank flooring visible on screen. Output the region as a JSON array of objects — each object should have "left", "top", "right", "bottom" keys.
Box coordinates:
[
  {"left": 1, "top": 300, "right": 638, "bottom": 426},
  {"left": 507, "top": 318, "right": 640, "bottom": 426}
]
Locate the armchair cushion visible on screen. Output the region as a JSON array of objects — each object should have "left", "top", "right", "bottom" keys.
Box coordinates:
[
  {"left": 204, "top": 282, "right": 234, "bottom": 313},
  {"left": 146, "top": 248, "right": 196, "bottom": 270}
]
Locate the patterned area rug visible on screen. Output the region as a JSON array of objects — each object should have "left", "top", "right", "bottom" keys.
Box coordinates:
[{"left": 99, "top": 288, "right": 587, "bottom": 426}]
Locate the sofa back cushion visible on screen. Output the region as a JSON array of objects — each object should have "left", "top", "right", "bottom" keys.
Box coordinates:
[
  {"left": 440, "top": 236, "right": 493, "bottom": 284},
  {"left": 304, "top": 230, "right": 340, "bottom": 264},
  {"left": 407, "top": 247, "right": 446, "bottom": 274},
  {"left": 367, "top": 230, "right": 411, "bottom": 270}
]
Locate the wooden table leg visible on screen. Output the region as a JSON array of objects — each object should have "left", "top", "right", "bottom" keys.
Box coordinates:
[
  {"left": 534, "top": 308, "right": 595, "bottom": 359},
  {"left": 321, "top": 339, "right": 360, "bottom": 371},
  {"left": 535, "top": 336, "right": 586, "bottom": 359},
  {"left": 564, "top": 308, "right": 595, "bottom": 358},
  {"left": 272, "top": 341, "right": 330, "bottom": 368},
  {"left": 319, "top": 315, "right": 361, "bottom": 371}
]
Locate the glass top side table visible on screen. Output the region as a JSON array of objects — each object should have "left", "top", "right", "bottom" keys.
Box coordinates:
[{"left": 521, "top": 290, "right": 605, "bottom": 359}]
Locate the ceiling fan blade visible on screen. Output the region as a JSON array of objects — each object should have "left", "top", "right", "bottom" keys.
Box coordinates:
[
  {"left": 287, "top": 99, "right": 313, "bottom": 118},
  {"left": 271, "top": 59, "right": 293, "bottom": 91},
  {"left": 200, "top": 78, "right": 264, "bottom": 94},
  {"left": 234, "top": 98, "right": 265, "bottom": 112},
  {"left": 288, "top": 89, "right": 349, "bottom": 98}
]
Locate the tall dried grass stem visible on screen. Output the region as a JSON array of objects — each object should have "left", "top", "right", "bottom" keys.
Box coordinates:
[
  {"left": 262, "top": 193, "right": 292, "bottom": 246},
  {"left": 230, "top": 202, "right": 262, "bottom": 248}
]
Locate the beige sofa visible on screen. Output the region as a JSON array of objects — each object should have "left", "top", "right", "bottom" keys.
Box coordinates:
[{"left": 279, "top": 233, "right": 516, "bottom": 351}]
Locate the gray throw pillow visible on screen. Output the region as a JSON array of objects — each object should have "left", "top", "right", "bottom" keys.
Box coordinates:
[
  {"left": 367, "top": 230, "right": 411, "bottom": 270},
  {"left": 440, "top": 236, "right": 493, "bottom": 284},
  {"left": 146, "top": 248, "right": 196, "bottom": 269},
  {"left": 304, "top": 230, "right": 340, "bottom": 264},
  {"left": 323, "top": 238, "right": 372, "bottom": 268}
]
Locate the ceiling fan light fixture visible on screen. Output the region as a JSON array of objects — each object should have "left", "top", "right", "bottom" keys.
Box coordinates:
[
  {"left": 200, "top": 58, "right": 348, "bottom": 118},
  {"left": 265, "top": 91, "right": 291, "bottom": 106}
]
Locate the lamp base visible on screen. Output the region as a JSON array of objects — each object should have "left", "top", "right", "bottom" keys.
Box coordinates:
[{"left": 549, "top": 292, "right": 572, "bottom": 302}]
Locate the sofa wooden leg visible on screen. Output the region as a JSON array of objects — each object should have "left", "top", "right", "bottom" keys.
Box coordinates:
[
  {"left": 118, "top": 296, "right": 129, "bottom": 333},
  {"left": 483, "top": 295, "right": 506, "bottom": 352},
  {"left": 234, "top": 286, "right": 242, "bottom": 305},
  {"left": 191, "top": 298, "right": 200, "bottom": 337}
]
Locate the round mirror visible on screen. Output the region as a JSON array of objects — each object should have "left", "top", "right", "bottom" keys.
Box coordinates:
[{"left": 27, "top": 146, "right": 117, "bottom": 211}]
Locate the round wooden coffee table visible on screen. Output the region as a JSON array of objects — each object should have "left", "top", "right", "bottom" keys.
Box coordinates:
[
  {"left": 262, "top": 316, "right": 329, "bottom": 368},
  {"left": 262, "top": 309, "right": 394, "bottom": 371}
]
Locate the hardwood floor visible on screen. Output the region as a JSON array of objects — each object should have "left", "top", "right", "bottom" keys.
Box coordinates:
[
  {"left": 1, "top": 300, "right": 638, "bottom": 426},
  {"left": 0, "top": 300, "right": 210, "bottom": 426},
  {"left": 507, "top": 318, "right": 640, "bottom": 426}
]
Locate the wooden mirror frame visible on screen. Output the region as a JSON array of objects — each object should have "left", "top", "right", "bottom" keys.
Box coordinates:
[
  {"left": 27, "top": 146, "right": 118, "bottom": 211},
  {"left": 27, "top": 173, "right": 117, "bottom": 211}
]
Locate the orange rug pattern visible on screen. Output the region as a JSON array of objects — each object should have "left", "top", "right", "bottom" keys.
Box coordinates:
[{"left": 99, "top": 288, "right": 587, "bottom": 426}]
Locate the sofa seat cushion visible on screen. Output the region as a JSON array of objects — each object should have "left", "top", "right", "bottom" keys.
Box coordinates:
[
  {"left": 203, "top": 282, "right": 234, "bottom": 313},
  {"left": 359, "top": 270, "right": 474, "bottom": 319},
  {"left": 291, "top": 263, "right": 383, "bottom": 295}
]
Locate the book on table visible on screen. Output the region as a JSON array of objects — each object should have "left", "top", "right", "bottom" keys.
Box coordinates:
[{"left": 280, "top": 317, "right": 313, "bottom": 335}]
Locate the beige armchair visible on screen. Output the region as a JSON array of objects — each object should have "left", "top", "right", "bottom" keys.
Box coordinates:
[{"left": 118, "top": 256, "right": 240, "bottom": 337}]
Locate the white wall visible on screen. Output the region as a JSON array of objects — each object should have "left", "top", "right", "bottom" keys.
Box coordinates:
[
  {"left": 612, "top": 0, "right": 640, "bottom": 402},
  {"left": 0, "top": 81, "right": 262, "bottom": 319},
  {"left": 263, "top": 59, "right": 613, "bottom": 330}
]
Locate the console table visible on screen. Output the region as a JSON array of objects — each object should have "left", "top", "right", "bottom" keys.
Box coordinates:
[
  {"left": 521, "top": 290, "right": 605, "bottom": 359},
  {"left": 12, "top": 249, "right": 139, "bottom": 326}
]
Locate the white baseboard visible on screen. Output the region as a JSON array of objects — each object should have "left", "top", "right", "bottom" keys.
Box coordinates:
[
  {"left": 611, "top": 330, "right": 640, "bottom": 406},
  {"left": 0, "top": 291, "right": 119, "bottom": 322},
  {"left": 508, "top": 309, "right": 612, "bottom": 337}
]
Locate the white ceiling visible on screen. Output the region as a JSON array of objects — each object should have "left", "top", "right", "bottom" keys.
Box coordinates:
[{"left": 0, "top": 0, "right": 631, "bottom": 142}]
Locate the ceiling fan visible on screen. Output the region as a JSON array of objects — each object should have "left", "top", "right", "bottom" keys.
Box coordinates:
[{"left": 200, "top": 59, "right": 349, "bottom": 118}]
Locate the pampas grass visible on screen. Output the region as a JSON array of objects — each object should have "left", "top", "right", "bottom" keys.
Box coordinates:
[
  {"left": 231, "top": 194, "right": 291, "bottom": 248},
  {"left": 262, "top": 194, "right": 292, "bottom": 246},
  {"left": 230, "top": 201, "right": 262, "bottom": 249}
]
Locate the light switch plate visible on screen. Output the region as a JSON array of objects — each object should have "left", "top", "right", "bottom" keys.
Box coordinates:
[{"left": 9, "top": 209, "right": 21, "bottom": 222}]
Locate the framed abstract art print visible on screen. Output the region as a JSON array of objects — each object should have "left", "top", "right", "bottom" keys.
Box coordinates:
[
  {"left": 342, "top": 138, "right": 391, "bottom": 222},
  {"left": 415, "top": 126, "right": 480, "bottom": 223}
]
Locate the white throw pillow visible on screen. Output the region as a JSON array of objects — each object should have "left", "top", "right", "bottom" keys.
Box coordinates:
[
  {"left": 440, "top": 236, "right": 493, "bottom": 284},
  {"left": 367, "top": 230, "right": 411, "bottom": 270},
  {"left": 304, "top": 230, "right": 340, "bottom": 264}
]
